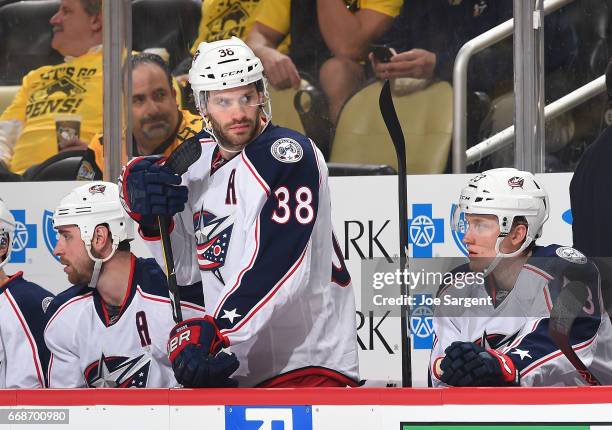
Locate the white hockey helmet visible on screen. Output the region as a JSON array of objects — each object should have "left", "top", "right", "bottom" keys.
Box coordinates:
[
  {"left": 54, "top": 182, "right": 134, "bottom": 286},
  {"left": 452, "top": 168, "right": 549, "bottom": 263},
  {"left": 189, "top": 36, "right": 271, "bottom": 124},
  {"left": 0, "top": 199, "right": 15, "bottom": 270}
]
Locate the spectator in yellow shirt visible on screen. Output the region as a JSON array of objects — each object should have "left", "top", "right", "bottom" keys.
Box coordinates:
[
  {"left": 0, "top": 0, "right": 103, "bottom": 175},
  {"left": 90, "top": 52, "right": 203, "bottom": 171},
  {"left": 247, "top": 0, "right": 401, "bottom": 126}
]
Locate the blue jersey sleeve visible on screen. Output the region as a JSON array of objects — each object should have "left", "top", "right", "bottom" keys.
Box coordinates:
[{"left": 212, "top": 126, "right": 321, "bottom": 334}]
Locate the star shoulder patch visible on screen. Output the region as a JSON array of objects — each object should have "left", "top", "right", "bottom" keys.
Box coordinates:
[
  {"left": 271, "top": 138, "right": 303, "bottom": 163},
  {"left": 555, "top": 246, "right": 587, "bottom": 265}
]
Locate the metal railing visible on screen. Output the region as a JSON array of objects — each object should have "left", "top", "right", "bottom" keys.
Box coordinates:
[
  {"left": 466, "top": 75, "right": 606, "bottom": 165},
  {"left": 451, "top": 0, "right": 574, "bottom": 173}
]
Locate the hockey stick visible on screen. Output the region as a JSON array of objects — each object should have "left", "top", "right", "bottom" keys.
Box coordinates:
[
  {"left": 159, "top": 137, "right": 203, "bottom": 323},
  {"left": 379, "top": 80, "right": 412, "bottom": 387},
  {"left": 549, "top": 281, "right": 602, "bottom": 385}
]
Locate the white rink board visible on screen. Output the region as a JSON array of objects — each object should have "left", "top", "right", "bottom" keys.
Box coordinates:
[
  {"left": 1, "top": 399, "right": 611, "bottom": 430},
  {"left": 0, "top": 173, "right": 573, "bottom": 384}
]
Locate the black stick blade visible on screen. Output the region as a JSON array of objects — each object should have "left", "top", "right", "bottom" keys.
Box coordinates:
[{"left": 165, "top": 136, "right": 203, "bottom": 175}]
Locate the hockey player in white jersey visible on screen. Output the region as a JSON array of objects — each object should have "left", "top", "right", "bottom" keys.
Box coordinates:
[
  {"left": 430, "top": 168, "right": 612, "bottom": 387},
  {"left": 0, "top": 199, "right": 53, "bottom": 388},
  {"left": 44, "top": 182, "right": 218, "bottom": 388},
  {"left": 121, "top": 37, "right": 359, "bottom": 388}
]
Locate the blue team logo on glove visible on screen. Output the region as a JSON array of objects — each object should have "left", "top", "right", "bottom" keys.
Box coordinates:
[
  {"left": 43, "top": 210, "right": 60, "bottom": 262},
  {"left": 225, "top": 405, "right": 312, "bottom": 430}
]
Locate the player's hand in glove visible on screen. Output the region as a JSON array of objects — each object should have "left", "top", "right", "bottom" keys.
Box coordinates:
[
  {"left": 119, "top": 156, "right": 188, "bottom": 235},
  {"left": 168, "top": 316, "right": 238, "bottom": 388},
  {"left": 439, "top": 341, "right": 519, "bottom": 386}
]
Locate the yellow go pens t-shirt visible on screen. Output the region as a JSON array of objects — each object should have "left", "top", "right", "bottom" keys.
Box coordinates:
[{"left": 2, "top": 48, "right": 104, "bottom": 174}]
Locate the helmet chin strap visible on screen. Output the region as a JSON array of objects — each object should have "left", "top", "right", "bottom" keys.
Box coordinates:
[
  {"left": 85, "top": 241, "right": 119, "bottom": 289},
  {"left": 482, "top": 235, "right": 534, "bottom": 276}
]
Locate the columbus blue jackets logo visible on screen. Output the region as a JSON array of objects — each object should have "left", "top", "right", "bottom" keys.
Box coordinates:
[
  {"left": 271, "top": 138, "right": 303, "bottom": 163},
  {"left": 475, "top": 330, "right": 519, "bottom": 350},
  {"left": 556, "top": 246, "right": 587, "bottom": 265},
  {"left": 84, "top": 353, "right": 151, "bottom": 388},
  {"left": 508, "top": 176, "right": 524, "bottom": 189},
  {"left": 43, "top": 210, "right": 60, "bottom": 262},
  {"left": 88, "top": 184, "right": 106, "bottom": 194},
  {"left": 194, "top": 208, "right": 234, "bottom": 285}
]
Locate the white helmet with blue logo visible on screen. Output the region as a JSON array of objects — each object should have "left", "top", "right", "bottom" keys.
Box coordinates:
[
  {"left": 452, "top": 168, "right": 549, "bottom": 272},
  {"left": 189, "top": 37, "right": 271, "bottom": 137},
  {"left": 53, "top": 182, "right": 134, "bottom": 287}
]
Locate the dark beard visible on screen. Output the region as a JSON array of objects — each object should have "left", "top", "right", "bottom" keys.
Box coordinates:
[{"left": 210, "top": 115, "right": 261, "bottom": 152}]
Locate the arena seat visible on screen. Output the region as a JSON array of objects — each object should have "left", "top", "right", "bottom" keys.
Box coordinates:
[
  {"left": 132, "top": 0, "right": 201, "bottom": 71},
  {"left": 329, "top": 81, "right": 453, "bottom": 174},
  {"left": 267, "top": 86, "right": 305, "bottom": 134},
  {"left": 0, "top": 0, "right": 62, "bottom": 85},
  {"left": 21, "top": 149, "right": 102, "bottom": 181}
]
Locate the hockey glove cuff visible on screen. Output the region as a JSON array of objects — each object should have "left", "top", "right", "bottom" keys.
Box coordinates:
[{"left": 167, "top": 317, "right": 236, "bottom": 388}]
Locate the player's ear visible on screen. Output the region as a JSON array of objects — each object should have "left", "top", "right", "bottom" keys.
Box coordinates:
[
  {"left": 91, "top": 224, "right": 111, "bottom": 254},
  {"left": 509, "top": 223, "right": 528, "bottom": 247}
]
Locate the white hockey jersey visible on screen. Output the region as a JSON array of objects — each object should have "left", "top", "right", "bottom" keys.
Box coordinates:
[
  {"left": 0, "top": 272, "right": 53, "bottom": 388},
  {"left": 44, "top": 256, "right": 205, "bottom": 388},
  {"left": 430, "top": 245, "right": 612, "bottom": 386},
  {"left": 145, "top": 124, "right": 359, "bottom": 387}
]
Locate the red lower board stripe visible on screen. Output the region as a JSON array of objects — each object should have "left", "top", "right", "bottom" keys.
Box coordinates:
[{"left": 6, "top": 387, "right": 612, "bottom": 406}]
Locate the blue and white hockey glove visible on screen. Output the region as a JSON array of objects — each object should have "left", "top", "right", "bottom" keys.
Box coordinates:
[
  {"left": 119, "top": 156, "right": 188, "bottom": 236},
  {"left": 167, "top": 316, "right": 238, "bottom": 388},
  {"left": 439, "top": 341, "right": 519, "bottom": 386}
]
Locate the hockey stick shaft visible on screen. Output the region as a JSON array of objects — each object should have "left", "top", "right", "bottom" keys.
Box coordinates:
[
  {"left": 158, "top": 137, "right": 203, "bottom": 324},
  {"left": 379, "top": 80, "right": 412, "bottom": 387},
  {"left": 549, "top": 281, "right": 601, "bottom": 385},
  {"left": 159, "top": 216, "right": 182, "bottom": 323}
]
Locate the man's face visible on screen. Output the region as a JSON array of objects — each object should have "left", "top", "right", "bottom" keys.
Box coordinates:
[
  {"left": 132, "top": 63, "right": 179, "bottom": 154},
  {"left": 0, "top": 232, "right": 9, "bottom": 265},
  {"left": 206, "top": 85, "right": 263, "bottom": 152},
  {"left": 54, "top": 225, "right": 93, "bottom": 285},
  {"left": 463, "top": 214, "right": 501, "bottom": 272},
  {"left": 50, "top": 0, "right": 99, "bottom": 57}
]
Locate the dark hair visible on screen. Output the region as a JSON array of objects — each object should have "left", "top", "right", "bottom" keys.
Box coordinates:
[
  {"left": 117, "top": 239, "right": 131, "bottom": 252},
  {"left": 100, "top": 224, "right": 131, "bottom": 252},
  {"left": 511, "top": 216, "right": 537, "bottom": 252},
  {"left": 80, "top": 0, "right": 101, "bottom": 16},
  {"left": 131, "top": 52, "right": 173, "bottom": 89}
]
